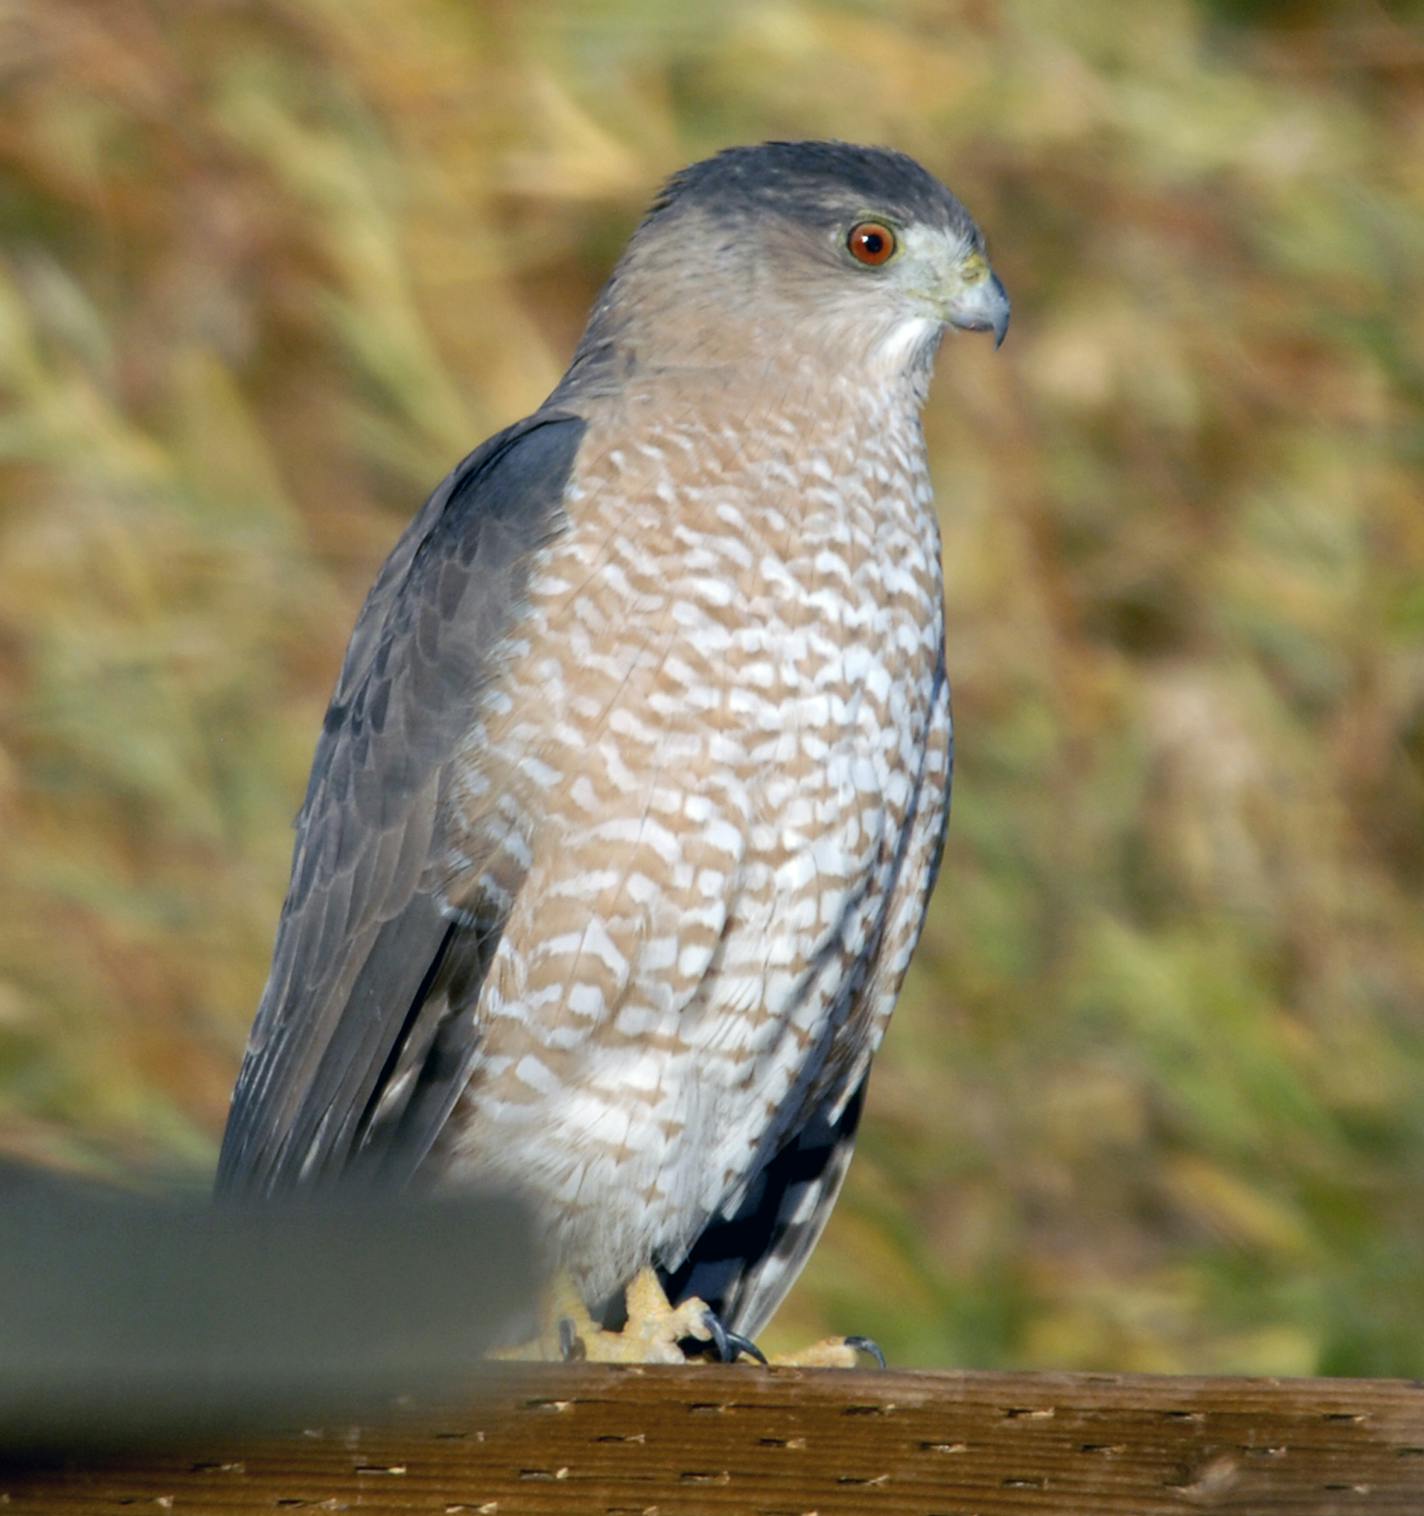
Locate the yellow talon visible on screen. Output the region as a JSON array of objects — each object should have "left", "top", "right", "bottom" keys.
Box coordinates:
[
  {"left": 767, "top": 1336, "right": 873, "bottom": 1368},
  {"left": 491, "top": 1268, "right": 881, "bottom": 1368},
  {"left": 491, "top": 1266, "right": 714, "bottom": 1365}
]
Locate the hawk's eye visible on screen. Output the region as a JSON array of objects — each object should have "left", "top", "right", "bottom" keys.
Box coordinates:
[{"left": 847, "top": 221, "right": 897, "bottom": 266}]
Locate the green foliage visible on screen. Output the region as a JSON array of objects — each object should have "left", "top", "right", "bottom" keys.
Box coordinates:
[{"left": 2, "top": 0, "right": 1421, "bottom": 1372}]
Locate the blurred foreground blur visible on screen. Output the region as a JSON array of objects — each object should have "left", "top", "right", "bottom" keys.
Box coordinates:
[
  {"left": 1, "top": 0, "right": 1421, "bottom": 1374},
  {"left": 0, "top": 1172, "right": 535, "bottom": 1448}
]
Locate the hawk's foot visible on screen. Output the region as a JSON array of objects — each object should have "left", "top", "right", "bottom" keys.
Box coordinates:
[
  {"left": 566, "top": 1267, "right": 715, "bottom": 1364},
  {"left": 493, "top": 1267, "right": 723, "bottom": 1365},
  {"left": 765, "top": 1333, "right": 886, "bottom": 1369},
  {"left": 491, "top": 1268, "right": 881, "bottom": 1368}
]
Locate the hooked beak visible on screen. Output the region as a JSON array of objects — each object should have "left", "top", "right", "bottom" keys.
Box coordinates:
[{"left": 947, "top": 268, "right": 1010, "bottom": 349}]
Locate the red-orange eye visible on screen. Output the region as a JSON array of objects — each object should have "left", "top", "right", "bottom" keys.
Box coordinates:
[{"left": 847, "top": 221, "right": 896, "bottom": 266}]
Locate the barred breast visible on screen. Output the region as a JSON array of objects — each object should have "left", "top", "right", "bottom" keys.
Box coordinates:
[{"left": 435, "top": 356, "right": 951, "bottom": 1307}]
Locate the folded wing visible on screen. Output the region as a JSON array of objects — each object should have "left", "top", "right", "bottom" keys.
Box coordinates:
[{"left": 216, "top": 412, "right": 585, "bottom": 1198}]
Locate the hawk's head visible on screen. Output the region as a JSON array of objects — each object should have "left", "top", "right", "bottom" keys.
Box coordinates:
[{"left": 579, "top": 140, "right": 1008, "bottom": 386}]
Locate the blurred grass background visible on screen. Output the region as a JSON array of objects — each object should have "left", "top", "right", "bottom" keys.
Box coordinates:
[{"left": 2, "top": 0, "right": 1423, "bottom": 1375}]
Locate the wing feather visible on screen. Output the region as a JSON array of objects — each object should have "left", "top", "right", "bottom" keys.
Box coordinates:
[
  {"left": 658, "top": 1078, "right": 867, "bottom": 1341},
  {"left": 216, "top": 410, "right": 585, "bottom": 1197}
]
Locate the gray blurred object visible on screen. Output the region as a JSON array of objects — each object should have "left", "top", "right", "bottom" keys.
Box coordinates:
[{"left": 0, "top": 1164, "right": 538, "bottom": 1450}]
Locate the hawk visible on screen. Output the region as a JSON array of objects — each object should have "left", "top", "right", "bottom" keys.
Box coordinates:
[{"left": 217, "top": 141, "right": 1008, "bottom": 1364}]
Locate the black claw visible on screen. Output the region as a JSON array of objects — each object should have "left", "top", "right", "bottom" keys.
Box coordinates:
[
  {"left": 844, "top": 1334, "right": 887, "bottom": 1369},
  {"left": 558, "top": 1316, "right": 585, "bottom": 1362},
  {"left": 700, "top": 1307, "right": 728, "bottom": 1361},
  {"left": 701, "top": 1307, "right": 768, "bottom": 1365},
  {"left": 724, "top": 1328, "right": 769, "bottom": 1366}
]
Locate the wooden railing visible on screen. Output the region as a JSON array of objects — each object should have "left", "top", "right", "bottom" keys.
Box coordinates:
[{"left": 6, "top": 1363, "right": 1422, "bottom": 1513}]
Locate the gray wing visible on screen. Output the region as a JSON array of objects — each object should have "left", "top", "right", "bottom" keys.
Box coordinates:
[
  {"left": 216, "top": 410, "right": 585, "bottom": 1199},
  {"left": 659, "top": 1078, "right": 867, "bottom": 1340}
]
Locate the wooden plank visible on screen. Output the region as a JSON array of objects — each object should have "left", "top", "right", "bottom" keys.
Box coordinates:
[{"left": 3, "top": 1364, "right": 1421, "bottom": 1514}]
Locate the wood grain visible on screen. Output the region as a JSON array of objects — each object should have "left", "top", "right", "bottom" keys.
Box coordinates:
[{"left": 4, "top": 1364, "right": 1422, "bottom": 1514}]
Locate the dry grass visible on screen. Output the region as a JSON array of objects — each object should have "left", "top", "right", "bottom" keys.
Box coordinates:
[{"left": 1, "top": 0, "right": 1421, "bottom": 1373}]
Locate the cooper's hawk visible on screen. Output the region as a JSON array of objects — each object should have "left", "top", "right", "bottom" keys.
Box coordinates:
[{"left": 217, "top": 141, "right": 1008, "bottom": 1363}]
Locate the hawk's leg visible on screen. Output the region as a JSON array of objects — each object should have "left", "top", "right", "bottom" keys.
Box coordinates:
[{"left": 493, "top": 1268, "right": 730, "bottom": 1365}]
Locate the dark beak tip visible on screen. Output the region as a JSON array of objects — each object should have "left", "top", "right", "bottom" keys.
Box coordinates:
[{"left": 991, "top": 275, "right": 1010, "bottom": 350}]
